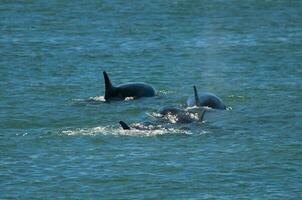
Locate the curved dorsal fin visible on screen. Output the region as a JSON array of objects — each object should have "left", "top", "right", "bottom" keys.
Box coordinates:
[
  {"left": 103, "top": 71, "right": 114, "bottom": 100},
  {"left": 193, "top": 85, "right": 201, "bottom": 106},
  {"left": 119, "top": 121, "right": 131, "bottom": 130}
]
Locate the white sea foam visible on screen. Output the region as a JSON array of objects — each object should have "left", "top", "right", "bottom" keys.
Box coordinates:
[
  {"left": 72, "top": 96, "right": 106, "bottom": 105},
  {"left": 158, "top": 90, "right": 174, "bottom": 95},
  {"left": 61, "top": 125, "right": 192, "bottom": 137},
  {"left": 124, "top": 97, "right": 135, "bottom": 101},
  {"left": 62, "top": 126, "right": 108, "bottom": 136},
  {"left": 226, "top": 106, "right": 232, "bottom": 110},
  {"left": 88, "top": 96, "right": 106, "bottom": 102}
]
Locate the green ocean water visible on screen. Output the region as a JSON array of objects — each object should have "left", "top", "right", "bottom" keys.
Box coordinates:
[{"left": 1, "top": 1, "right": 302, "bottom": 199}]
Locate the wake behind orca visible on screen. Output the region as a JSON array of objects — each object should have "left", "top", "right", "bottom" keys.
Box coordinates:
[
  {"left": 187, "top": 86, "right": 226, "bottom": 110},
  {"left": 103, "top": 71, "right": 156, "bottom": 101}
]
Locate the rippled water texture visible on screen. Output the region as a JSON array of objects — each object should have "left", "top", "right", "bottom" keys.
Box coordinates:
[{"left": 1, "top": 1, "right": 302, "bottom": 199}]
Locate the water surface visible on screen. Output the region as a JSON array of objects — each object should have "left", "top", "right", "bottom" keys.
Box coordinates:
[{"left": 1, "top": 1, "right": 302, "bottom": 199}]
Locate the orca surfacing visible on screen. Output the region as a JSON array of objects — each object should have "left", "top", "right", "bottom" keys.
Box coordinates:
[{"left": 103, "top": 71, "right": 156, "bottom": 101}]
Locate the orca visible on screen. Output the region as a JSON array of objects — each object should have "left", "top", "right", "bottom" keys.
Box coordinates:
[
  {"left": 119, "top": 108, "right": 206, "bottom": 130},
  {"left": 103, "top": 71, "right": 156, "bottom": 101},
  {"left": 157, "top": 106, "right": 206, "bottom": 124},
  {"left": 187, "top": 86, "right": 226, "bottom": 110}
]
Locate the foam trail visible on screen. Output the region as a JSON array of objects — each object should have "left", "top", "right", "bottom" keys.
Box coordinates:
[{"left": 61, "top": 125, "right": 193, "bottom": 137}]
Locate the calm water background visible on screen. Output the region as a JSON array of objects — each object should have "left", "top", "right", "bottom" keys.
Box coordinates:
[{"left": 1, "top": 0, "right": 302, "bottom": 199}]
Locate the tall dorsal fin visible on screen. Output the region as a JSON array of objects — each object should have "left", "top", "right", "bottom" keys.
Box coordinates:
[
  {"left": 193, "top": 85, "right": 201, "bottom": 106},
  {"left": 103, "top": 71, "right": 114, "bottom": 100},
  {"left": 119, "top": 121, "right": 131, "bottom": 130}
]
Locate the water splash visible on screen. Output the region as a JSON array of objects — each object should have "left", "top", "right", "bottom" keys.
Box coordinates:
[
  {"left": 125, "top": 97, "right": 135, "bottom": 101},
  {"left": 72, "top": 96, "right": 106, "bottom": 106},
  {"left": 158, "top": 90, "right": 174, "bottom": 95},
  {"left": 61, "top": 125, "right": 193, "bottom": 137},
  {"left": 88, "top": 96, "right": 106, "bottom": 102},
  {"left": 226, "top": 106, "right": 233, "bottom": 111}
]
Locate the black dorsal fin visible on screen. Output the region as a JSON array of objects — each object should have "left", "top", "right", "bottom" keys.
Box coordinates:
[
  {"left": 193, "top": 85, "right": 201, "bottom": 106},
  {"left": 119, "top": 121, "right": 131, "bottom": 130},
  {"left": 103, "top": 71, "right": 114, "bottom": 100}
]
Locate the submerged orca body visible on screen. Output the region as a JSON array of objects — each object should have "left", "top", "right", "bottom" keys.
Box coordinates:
[
  {"left": 158, "top": 106, "right": 184, "bottom": 116},
  {"left": 103, "top": 71, "right": 156, "bottom": 101},
  {"left": 119, "top": 108, "right": 206, "bottom": 130},
  {"left": 157, "top": 106, "right": 206, "bottom": 124},
  {"left": 186, "top": 86, "right": 226, "bottom": 110}
]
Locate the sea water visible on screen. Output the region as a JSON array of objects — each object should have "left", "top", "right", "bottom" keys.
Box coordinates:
[{"left": 1, "top": 1, "right": 301, "bottom": 199}]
